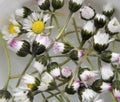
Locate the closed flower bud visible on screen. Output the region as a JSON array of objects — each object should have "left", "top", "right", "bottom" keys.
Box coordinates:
[
  {"left": 53, "top": 42, "right": 73, "bottom": 54},
  {"left": 0, "top": 89, "right": 11, "bottom": 102},
  {"left": 52, "top": 0, "right": 64, "bottom": 10},
  {"left": 69, "top": 49, "right": 84, "bottom": 60},
  {"left": 32, "top": 35, "right": 52, "bottom": 55},
  {"left": 69, "top": 0, "right": 84, "bottom": 12},
  {"left": 47, "top": 62, "right": 61, "bottom": 78},
  {"left": 112, "top": 80, "right": 120, "bottom": 99},
  {"left": 22, "top": 74, "right": 40, "bottom": 91},
  {"left": 15, "top": 7, "right": 32, "bottom": 18},
  {"left": 8, "top": 39, "right": 30, "bottom": 57},
  {"left": 100, "top": 50, "right": 120, "bottom": 63},
  {"left": 101, "top": 64, "right": 114, "bottom": 82},
  {"left": 33, "top": 55, "right": 47, "bottom": 73},
  {"left": 61, "top": 66, "right": 72, "bottom": 78},
  {"left": 93, "top": 31, "right": 113, "bottom": 52},
  {"left": 38, "top": 0, "right": 50, "bottom": 10},
  {"left": 81, "top": 21, "right": 95, "bottom": 41},
  {"left": 80, "top": 6, "right": 96, "bottom": 21},
  {"left": 106, "top": 17, "right": 120, "bottom": 35},
  {"left": 13, "top": 88, "right": 33, "bottom": 102},
  {"left": 92, "top": 79, "right": 112, "bottom": 93},
  {"left": 65, "top": 80, "right": 81, "bottom": 94},
  {"left": 103, "top": 3, "right": 114, "bottom": 17},
  {"left": 94, "top": 14, "right": 106, "bottom": 28}
]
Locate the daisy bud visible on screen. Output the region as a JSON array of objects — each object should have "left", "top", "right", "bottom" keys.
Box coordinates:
[
  {"left": 47, "top": 62, "right": 61, "bottom": 78},
  {"left": 93, "top": 31, "right": 113, "bottom": 52},
  {"left": 22, "top": 74, "right": 40, "bottom": 91},
  {"left": 103, "top": 3, "right": 114, "bottom": 17},
  {"left": 0, "top": 89, "right": 11, "bottom": 102},
  {"left": 33, "top": 55, "right": 47, "bottom": 73},
  {"left": 94, "top": 14, "right": 106, "bottom": 28},
  {"left": 79, "top": 68, "right": 98, "bottom": 86},
  {"left": 92, "top": 79, "right": 112, "bottom": 93},
  {"left": 101, "top": 64, "right": 114, "bottom": 82},
  {"left": 32, "top": 35, "right": 52, "bottom": 55},
  {"left": 38, "top": 0, "right": 50, "bottom": 10},
  {"left": 69, "top": 0, "right": 84, "bottom": 12},
  {"left": 61, "top": 66, "right": 72, "bottom": 78},
  {"left": 52, "top": 0, "right": 64, "bottom": 10},
  {"left": 53, "top": 42, "right": 73, "bottom": 54},
  {"left": 38, "top": 72, "right": 56, "bottom": 91},
  {"left": 13, "top": 88, "right": 33, "bottom": 102},
  {"left": 81, "top": 21, "right": 94, "bottom": 41},
  {"left": 69, "top": 49, "right": 84, "bottom": 60},
  {"left": 112, "top": 80, "right": 120, "bottom": 99},
  {"left": 8, "top": 39, "right": 30, "bottom": 57},
  {"left": 106, "top": 17, "right": 120, "bottom": 35},
  {"left": 80, "top": 6, "right": 96, "bottom": 21},
  {"left": 100, "top": 50, "right": 120, "bottom": 63},
  {"left": 78, "top": 87, "right": 97, "bottom": 102},
  {"left": 15, "top": 7, "right": 32, "bottom": 18},
  {"left": 65, "top": 80, "right": 81, "bottom": 94}
]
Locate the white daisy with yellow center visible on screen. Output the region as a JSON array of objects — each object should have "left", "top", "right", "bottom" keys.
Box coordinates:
[
  {"left": 2, "top": 15, "right": 21, "bottom": 43},
  {"left": 23, "top": 12, "right": 53, "bottom": 41}
]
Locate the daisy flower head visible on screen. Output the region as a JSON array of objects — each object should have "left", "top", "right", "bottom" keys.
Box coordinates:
[
  {"left": 106, "top": 17, "right": 120, "bottom": 35},
  {"left": 80, "top": 6, "right": 96, "bottom": 21},
  {"left": 61, "top": 66, "right": 72, "bottom": 78},
  {"left": 23, "top": 12, "right": 53, "bottom": 41},
  {"left": 38, "top": 0, "right": 50, "bottom": 10},
  {"left": 13, "top": 87, "right": 33, "bottom": 102},
  {"left": 2, "top": 15, "right": 21, "bottom": 43},
  {"left": 0, "top": 89, "right": 11, "bottom": 102}
]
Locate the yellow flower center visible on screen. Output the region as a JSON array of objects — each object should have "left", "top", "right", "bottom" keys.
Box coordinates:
[
  {"left": 32, "top": 20, "right": 45, "bottom": 34},
  {"left": 27, "top": 84, "right": 34, "bottom": 89},
  {"left": 9, "top": 24, "right": 16, "bottom": 34}
]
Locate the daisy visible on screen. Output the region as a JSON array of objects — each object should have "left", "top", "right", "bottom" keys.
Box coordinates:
[
  {"left": 61, "top": 66, "right": 72, "bottom": 78},
  {"left": 2, "top": 15, "right": 21, "bottom": 43},
  {"left": 38, "top": 0, "right": 50, "bottom": 10},
  {"left": 23, "top": 12, "right": 53, "bottom": 41},
  {"left": 52, "top": 0, "right": 64, "bottom": 10}
]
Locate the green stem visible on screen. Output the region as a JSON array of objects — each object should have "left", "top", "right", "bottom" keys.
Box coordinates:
[
  {"left": 49, "top": 14, "right": 54, "bottom": 35},
  {"left": 109, "top": 91, "right": 118, "bottom": 102},
  {"left": 59, "top": 58, "right": 70, "bottom": 66},
  {"left": 53, "top": 15, "right": 60, "bottom": 30},
  {"left": 87, "top": 58, "right": 95, "bottom": 70},
  {"left": 113, "top": 41, "right": 117, "bottom": 52},
  {"left": 79, "top": 40, "right": 85, "bottom": 49},
  {"left": 72, "top": 18, "right": 81, "bottom": 45},
  {"left": 16, "top": 55, "right": 35, "bottom": 87},
  {"left": 55, "top": 12, "right": 73, "bottom": 41},
  {"left": 0, "top": 33, "right": 11, "bottom": 89}
]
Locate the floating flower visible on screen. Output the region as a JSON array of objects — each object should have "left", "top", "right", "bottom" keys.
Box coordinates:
[
  {"left": 106, "top": 17, "right": 120, "bottom": 35},
  {"left": 47, "top": 62, "right": 61, "bottom": 78},
  {"left": 101, "top": 64, "right": 114, "bottom": 82},
  {"left": 80, "top": 6, "right": 96, "bottom": 20},
  {"left": 93, "top": 31, "right": 114, "bottom": 52},
  {"left": 33, "top": 55, "right": 47, "bottom": 73},
  {"left": 2, "top": 15, "right": 21, "bottom": 43},
  {"left": 94, "top": 14, "right": 106, "bottom": 28},
  {"left": 32, "top": 35, "right": 52, "bottom": 55},
  {"left": 22, "top": 74, "right": 40, "bottom": 91},
  {"left": 69, "top": 0, "right": 84, "bottom": 12},
  {"left": 53, "top": 42, "right": 73, "bottom": 54},
  {"left": 81, "top": 21, "right": 95, "bottom": 41},
  {"left": 52, "top": 0, "right": 64, "bottom": 10},
  {"left": 0, "top": 89, "right": 11, "bottom": 102},
  {"left": 15, "top": 7, "right": 32, "bottom": 18},
  {"left": 23, "top": 12, "right": 53, "bottom": 41},
  {"left": 92, "top": 79, "right": 112, "bottom": 93},
  {"left": 37, "top": 0, "right": 50, "bottom": 10},
  {"left": 8, "top": 39, "right": 30, "bottom": 57},
  {"left": 103, "top": 3, "right": 114, "bottom": 17},
  {"left": 13, "top": 88, "right": 33, "bottom": 102},
  {"left": 61, "top": 66, "right": 72, "bottom": 78},
  {"left": 69, "top": 49, "right": 84, "bottom": 60}
]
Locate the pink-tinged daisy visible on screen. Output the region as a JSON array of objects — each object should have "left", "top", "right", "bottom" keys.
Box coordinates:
[
  {"left": 80, "top": 6, "right": 96, "bottom": 20},
  {"left": 61, "top": 66, "right": 72, "bottom": 78},
  {"left": 101, "top": 64, "right": 114, "bottom": 82},
  {"left": 113, "top": 89, "right": 120, "bottom": 99},
  {"left": 53, "top": 42, "right": 73, "bottom": 54},
  {"left": 23, "top": 12, "right": 53, "bottom": 41},
  {"left": 8, "top": 39, "right": 30, "bottom": 57},
  {"left": 37, "top": 0, "right": 50, "bottom": 10},
  {"left": 2, "top": 15, "right": 21, "bottom": 43}
]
